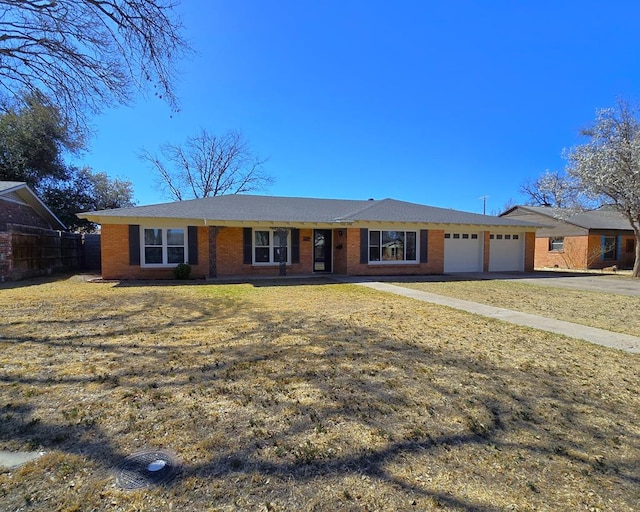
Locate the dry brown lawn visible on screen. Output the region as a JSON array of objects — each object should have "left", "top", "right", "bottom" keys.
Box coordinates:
[
  {"left": 393, "top": 279, "right": 640, "bottom": 337},
  {"left": 0, "top": 275, "right": 639, "bottom": 511}
]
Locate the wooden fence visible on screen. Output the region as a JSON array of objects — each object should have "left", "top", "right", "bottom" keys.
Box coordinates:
[{"left": 3, "top": 225, "right": 84, "bottom": 281}]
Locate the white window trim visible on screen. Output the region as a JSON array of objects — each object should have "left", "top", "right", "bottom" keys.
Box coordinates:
[
  {"left": 253, "top": 228, "right": 291, "bottom": 266},
  {"left": 140, "top": 227, "right": 189, "bottom": 268},
  {"left": 368, "top": 229, "right": 419, "bottom": 265}
]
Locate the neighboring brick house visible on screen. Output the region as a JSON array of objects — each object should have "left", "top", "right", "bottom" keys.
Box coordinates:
[
  {"left": 78, "top": 195, "right": 539, "bottom": 280},
  {"left": 501, "top": 205, "right": 636, "bottom": 270},
  {"left": 0, "top": 181, "right": 69, "bottom": 281}
]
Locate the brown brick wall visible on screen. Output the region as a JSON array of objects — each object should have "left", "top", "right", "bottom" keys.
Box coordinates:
[
  {"left": 101, "top": 224, "right": 210, "bottom": 280},
  {"left": 0, "top": 200, "right": 52, "bottom": 231},
  {"left": 535, "top": 236, "right": 589, "bottom": 269},
  {"left": 524, "top": 232, "right": 535, "bottom": 272},
  {"left": 344, "top": 228, "right": 444, "bottom": 276},
  {"left": 0, "top": 232, "right": 12, "bottom": 280},
  {"left": 216, "top": 227, "right": 314, "bottom": 277},
  {"left": 333, "top": 229, "right": 348, "bottom": 274},
  {"left": 100, "top": 223, "right": 538, "bottom": 279},
  {"left": 482, "top": 231, "right": 490, "bottom": 272}
]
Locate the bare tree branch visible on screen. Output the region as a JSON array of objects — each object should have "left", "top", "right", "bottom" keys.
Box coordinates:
[
  {"left": 140, "top": 129, "right": 274, "bottom": 201},
  {"left": 0, "top": 0, "right": 189, "bottom": 132}
]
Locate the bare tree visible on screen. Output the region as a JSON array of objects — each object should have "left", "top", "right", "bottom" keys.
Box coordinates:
[
  {"left": 519, "top": 170, "right": 583, "bottom": 208},
  {"left": 0, "top": 0, "right": 189, "bottom": 131},
  {"left": 141, "top": 129, "right": 274, "bottom": 201},
  {"left": 565, "top": 99, "right": 640, "bottom": 277}
]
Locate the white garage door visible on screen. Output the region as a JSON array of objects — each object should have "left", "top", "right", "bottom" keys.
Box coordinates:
[
  {"left": 489, "top": 233, "right": 524, "bottom": 272},
  {"left": 444, "top": 233, "right": 483, "bottom": 272}
]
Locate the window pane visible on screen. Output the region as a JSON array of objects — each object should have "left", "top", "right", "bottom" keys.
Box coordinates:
[
  {"left": 255, "top": 231, "right": 270, "bottom": 246},
  {"left": 145, "top": 247, "right": 162, "bottom": 264},
  {"left": 273, "top": 247, "right": 288, "bottom": 262},
  {"left": 406, "top": 232, "right": 416, "bottom": 260},
  {"left": 603, "top": 237, "right": 616, "bottom": 260},
  {"left": 549, "top": 237, "right": 564, "bottom": 251},
  {"left": 369, "top": 247, "right": 380, "bottom": 261},
  {"left": 167, "top": 229, "right": 184, "bottom": 246},
  {"left": 255, "top": 247, "right": 270, "bottom": 262},
  {"left": 145, "top": 228, "right": 162, "bottom": 246},
  {"left": 382, "top": 231, "right": 404, "bottom": 261},
  {"left": 369, "top": 231, "right": 380, "bottom": 246},
  {"left": 274, "top": 232, "right": 288, "bottom": 247},
  {"left": 168, "top": 247, "right": 184, "bottom": 264}
]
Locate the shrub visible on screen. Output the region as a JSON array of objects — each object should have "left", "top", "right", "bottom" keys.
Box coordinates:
[{"left": 173, "top": 263, "right": 191, "bottom": 280}]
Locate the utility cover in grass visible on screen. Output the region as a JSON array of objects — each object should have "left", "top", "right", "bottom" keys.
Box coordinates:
[{"left": 115, "top": 449, "right": 181, "bottom": 490}]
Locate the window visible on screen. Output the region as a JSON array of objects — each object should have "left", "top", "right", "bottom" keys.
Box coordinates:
[
  {"left": 471, "top": 234, "right": 478, "bottom": 239},
  {"left": 602, "top": 236, "right": 617, "bottom": 260},
  {"left": 549, "top": 237, "right": 564, "bottom": 252},
  {"left": 254, "top": 229, "right": 289, "bottom": 264},
  {"left": 513, "top": 234, "right": 519, "bottom": 240},
  {"left": 368, "top": 230, "right": 417, "bottom": 262},
  {"left": 142, "top": 228, "right": 186, "bottom": 266}
]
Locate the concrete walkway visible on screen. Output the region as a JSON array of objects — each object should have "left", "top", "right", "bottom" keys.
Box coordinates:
[
  {"left": 0, "top": 450, "right": 44, "bottom": 470},
  {"left": 352, "top": 280, "right": 640, "bottom": 354}
]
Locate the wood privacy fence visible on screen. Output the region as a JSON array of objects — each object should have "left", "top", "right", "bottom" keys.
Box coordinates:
[{"left": 0, "top": 224, "right": 100, "bottom": 281}]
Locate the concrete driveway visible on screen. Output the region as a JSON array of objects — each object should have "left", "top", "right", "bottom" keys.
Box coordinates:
[{"left": 452, "top": 271, "right": 640, "bottom": 297}]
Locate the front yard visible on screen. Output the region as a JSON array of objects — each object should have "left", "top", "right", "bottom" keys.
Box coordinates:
[{"left": 1, "top": 276, "right": 639, "bottom": 511}]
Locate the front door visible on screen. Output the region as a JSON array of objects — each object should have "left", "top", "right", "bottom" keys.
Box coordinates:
[{"left": 314, "top": 230, "right": 332, "bottom": 272}]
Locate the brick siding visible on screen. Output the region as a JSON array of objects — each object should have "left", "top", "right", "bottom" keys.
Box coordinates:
[{"left": 0, "top": 199, "right": 52, "bottom": 231}]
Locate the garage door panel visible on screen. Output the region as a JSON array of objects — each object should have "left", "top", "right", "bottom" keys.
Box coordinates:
[
  {"left": 489, "top": 234, "right": 524, "bottom": 272},
  {"left": 444, "top": 233, "right": 483, "bottom": 272}
]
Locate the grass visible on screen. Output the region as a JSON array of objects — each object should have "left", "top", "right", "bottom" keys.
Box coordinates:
[
  {"left": 392, "top": 278, "right": 640, "bottom": 336},
  {"left": 0, "top": 274, "right": 639, "bottom": 511}
]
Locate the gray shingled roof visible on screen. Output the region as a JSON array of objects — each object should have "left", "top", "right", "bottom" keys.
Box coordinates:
[
  {"left": 80, "top": 194, "right": 540, "bottom": 227},
  {"left": 513, "top": 206, "right": 634, "bottom": 230},
  {"left": 0, "top": 181, "right": 25, "bottom": 193}
]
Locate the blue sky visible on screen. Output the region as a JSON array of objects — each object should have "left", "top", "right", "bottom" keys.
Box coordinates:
[{"left": 74, "top": 1, "right": 640, "bottom": 214}]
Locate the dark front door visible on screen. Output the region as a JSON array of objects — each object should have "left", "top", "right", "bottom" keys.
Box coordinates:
[{"left": 314, "top": 230, "right": 332, "bottom": 272}]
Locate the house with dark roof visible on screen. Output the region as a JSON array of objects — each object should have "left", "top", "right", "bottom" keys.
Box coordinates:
[
  {"left": 501, "top": 205, "right": 636, "bottom": 270},
  {"left": 78, "top": 194, "right": 540, "bottom": 280},
  {"left": 0, "top": 181, "right": 65, "bottom": 232},
  {"left": 0, "top": 181, "right": 78, "bottom": 281}
]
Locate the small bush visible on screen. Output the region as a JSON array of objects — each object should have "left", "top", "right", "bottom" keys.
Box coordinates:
[{"left": 173, "top": 263, "right": 191, "bottom": 280}]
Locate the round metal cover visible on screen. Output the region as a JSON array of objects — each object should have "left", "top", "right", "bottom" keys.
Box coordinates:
[{"left": 115, "top": 449, "right": 181, "bottom": 490}]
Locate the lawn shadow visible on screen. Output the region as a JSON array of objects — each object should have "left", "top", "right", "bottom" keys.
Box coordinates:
[{"left": 1, "top": 279, "right": 638, "bottom": 510}]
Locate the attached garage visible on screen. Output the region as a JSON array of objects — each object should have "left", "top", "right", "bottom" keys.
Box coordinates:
[
  {"left": 443, "top": 232, "right": 483, "bottom": 272},
  {"left": 488, "top": 233, "right": 524, "bottom": 271}
]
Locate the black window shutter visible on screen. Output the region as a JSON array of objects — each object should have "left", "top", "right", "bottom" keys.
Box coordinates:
[
  {"left": 291, "top": 228, "right": 300, "bottom": 263},
  {"left": 129, "top": 225, "right": 140, "bottom": 265},
  {"left": 243, "top": 227, "right": 252, "bottom": 264},
  {"left": 420, "top": 230, "right": 428, "bottom": 263},
  {"left": 360, "top": 228, "right": 368, "bottom": 264},
  {"left": 188, "top": 226, "right": 198, "bottom": 265}
]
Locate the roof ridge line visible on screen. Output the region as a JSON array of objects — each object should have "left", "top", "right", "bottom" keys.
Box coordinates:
[{"left": 333, "top": 198, "right": 388, "bottom": 221}]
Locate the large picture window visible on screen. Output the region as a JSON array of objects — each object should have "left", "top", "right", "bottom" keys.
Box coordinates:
[
  {"left": 368, "top": 230, "right": 417, "bottom": 262},
  {"left": 254, "top": 229, "right": 289, "bottom": 265},
  {"left": 142, "top": 228, "right": 186, "bottom": 266}
]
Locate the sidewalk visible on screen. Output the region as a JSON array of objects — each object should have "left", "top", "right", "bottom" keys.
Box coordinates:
[{"left": 351, "top": 280, "right": 640, "bottom": 354}]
